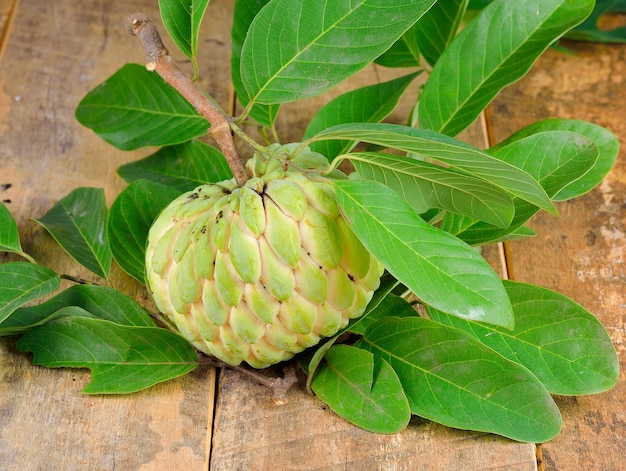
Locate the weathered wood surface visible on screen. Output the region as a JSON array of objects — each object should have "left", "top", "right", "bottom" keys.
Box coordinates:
[
  {"left": 0, "top": 0, "right": 219, "bottom": 469},
  {"left": 490, "top": 38, "right": 626, "bottom": 471},
  {"left": 1, "top": 0, "right": 622, "bottom": 470},
  {"left": 0, "top": 0, "right": 16, "bottom": 54},
  {"left": 0, "top": 1, "right": 534, "bottom": 469}
]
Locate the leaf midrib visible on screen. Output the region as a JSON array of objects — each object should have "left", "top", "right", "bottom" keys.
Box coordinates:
[
  {"left": 39, "top": 203, "right": 109, "bottom": 278},
  {"left": 361, "top": 331, "right": 547, "bottom": 425},
  {"left": 338, "top": 186, "right": 498, "bottom": 309},
  {"left": 437, "top": 1, "right": 566, "bottom": 134},
  {"left": 247, "top": 0, "right": 364, "bottom": 104},
  {"left": 351, "top": 153, "right": 509, "bottom": 200}
]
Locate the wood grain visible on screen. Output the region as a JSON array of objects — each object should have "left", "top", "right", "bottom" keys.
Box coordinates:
[
  {"left": 5, "top": 1, "right": 621, "bottom": 470},
  {"left": 0, "top": 0, "right": 538, "bottom": 469},
  {"left": 211, "top": 367, "right": 537, "bottom": 471},
  {"left": 490, "top": 41, "right": 626, "bottom": 471},
  {"left": 0, "top": 0, "right": 221, "bottom": 468}
]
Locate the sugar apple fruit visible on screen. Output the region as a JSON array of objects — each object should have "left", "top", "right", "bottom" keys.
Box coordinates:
[{"left": 145, "top": 144, "right": 383, "bottom": 368}]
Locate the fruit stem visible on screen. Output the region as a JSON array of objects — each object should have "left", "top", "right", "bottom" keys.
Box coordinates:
[
  {"left": 198, "top": 355, "right": 300, "bottom": 405},
  {"left": 230, "top": 362, "right": 299, "bottom": 405},
  {"left": 230, "top": 122, "right": 270, "bottom": 157},
  {"left": 126, "top": 13, "right": 249, "bottom": 187}
]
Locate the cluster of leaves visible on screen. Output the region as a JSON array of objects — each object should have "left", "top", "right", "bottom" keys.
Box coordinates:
[
  {"left": 0, "top": 0, "right": 623, "bottom": 442},
  {"left": 0, "top": 198, "right": 198, "bottom": 393}
]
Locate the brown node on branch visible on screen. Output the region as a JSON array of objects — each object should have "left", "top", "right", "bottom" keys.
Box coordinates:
[
  {"left": 125, "top": 13, "right": 168, "bottom": 68},
  {"left": 125, "top": 13, "right": 249, "bottom": 187}
]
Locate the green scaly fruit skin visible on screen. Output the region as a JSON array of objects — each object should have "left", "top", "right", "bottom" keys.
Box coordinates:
[{"left": 145, "top": 144, "right": 383, "bottom": 368}]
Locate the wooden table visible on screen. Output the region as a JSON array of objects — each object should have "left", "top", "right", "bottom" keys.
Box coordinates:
[{"left": 0, "top": 1, "right": 623, "bottom": 469}]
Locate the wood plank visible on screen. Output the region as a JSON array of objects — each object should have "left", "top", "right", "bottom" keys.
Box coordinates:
[
  {"left": 0, "top": 0, "right": 552, "bottom": 469},
  {"left": 489, "top": 40, "right": 626, "bottom": 470},
  {"left": 0, "top": 0, "right": 224, "bottom": 468},
  {"left": 210, "top": 27, "right": 535, "bottom": 470},
  {"left": 212, "top": 367, "right": 537, "bottom": 471}
]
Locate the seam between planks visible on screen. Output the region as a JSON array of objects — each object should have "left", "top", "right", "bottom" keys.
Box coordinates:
[
  {"left": 206, "top": 366, "right": 221, "bottom": 471},
  {"left": 207, "top": 81, "right": 239, "bottom": 471},
  {"left": 479, "top": 108, "right": 512, "bottom": 281}
]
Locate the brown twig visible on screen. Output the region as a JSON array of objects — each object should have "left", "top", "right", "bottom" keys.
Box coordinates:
[
  {"left": 232, "top": 362, "right": 300, "bottom": 405},
  {"left": 60, "top": 274, "right": 98, "bottom": 285},
  {"left": 126, "top": 13, "right": 249, "bottom": 187},
  {"left": 199, "top": 355, "right": 300, "bottom": 405}
]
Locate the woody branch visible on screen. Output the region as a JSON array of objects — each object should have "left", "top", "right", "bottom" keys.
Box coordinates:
[{"left": 126, "top": 13, "right": 249, "bottom": 187}]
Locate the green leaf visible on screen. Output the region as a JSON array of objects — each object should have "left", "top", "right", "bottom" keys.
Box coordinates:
[
  {"left": 348, "top": 293, "right": 418, "bottom": 336},
  {"left": 158, "top": 0, "right": 211, "bottom": 78},
  {"left": 467, "top": 0, "right": 494, "bottom": 8},
  {"left": 490, "top": 119, "right": 620, "bottom": 201},
  {"left": 231, "top": 0, "right": 279, "bottom": 127},
  {"left": 303, "top": 73, "right": 420, "bottom": 159},
  {"left": 428, "top": 281, "right": 620, "bottom": 396},
  {"left": 335, "top": 179, "right": 513, "bottom": 329},
  {"left": 311, "top": 344, "right": 410, "bottom": 434},
  {"left": 35, "top": 187, "right": 112, "bottom": 279},
  {"left": 490, "top": 131, "right": 598, "bottom": 193},
  {"left": 566, "top": 0, "right": 626, "bottom": 43},
  {"left": 348, "top": 151, "right": 515, "bottom": 228},
  {"left": 0, "top": 201, "right": 22, "bottom": 254},
  {"left": 502, "top": 225, "right": 537, "bottom": 241},
  {"left": 240, "top": 0, "right": 436, "bottom": 105},
  {"left": 0, "top": 262, "right": 60, "bottom": 324},
  {"left": 413, "top": 0, "right": 468, "bottom": 66},
  {"left": 442, "top": 202, "right": 537, "bottom": 246},
  {"left": 2, "top": 306, "right": 101, "bottom": 338},
  {"left": 1, "top": 285, "right": 155, "bottom": 335},
  {"left": 444, "top": 130, "right": 598, "bottom": 245},
  {"left": 312, "top": 122, "right": 555, "bottom": 213},
  {"left": 418, "top": 0, "right": 595, "bottom": 136},
  {"left": 117, "top": 140, "right": 233, "bottom": 192},
  {"left": 343, "top": 276, "right": 402, "bottom": 337},
  {"left": 108, "top": 180, "right": 182, "bottom": 284},
  {"left": 16, "top": 317, "right": 198, "bottom": 394},
  {"left": 76, "top": 63, "right": 208, "bottom": 150},
  {"left": 357, "top": 316, "right": 562, "bottom": 442},
  {"left": 374, "top": 24, "right": 421, "bottom": 68}
]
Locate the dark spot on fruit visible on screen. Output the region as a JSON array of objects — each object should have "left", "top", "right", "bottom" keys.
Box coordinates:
[
  {"left": 2, "top": 199, "right": 11, "bottom": 204},
  {"left": 200, "top": 226, "right": 207, "bottom": 234},
  {"left": 1, "top": 183, "right": 11, "bottom": 191},
  {"left": 188, "top": 192, "right": 199, "bottom": 200},
  {"left": 216, "top": 211, "right": 223, "bottom": 222},
  {"left": 348, "top": 274, "right": 355, "bottom": 281}
]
